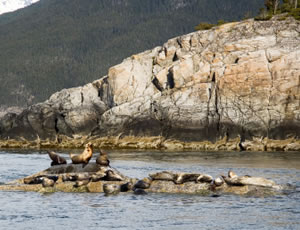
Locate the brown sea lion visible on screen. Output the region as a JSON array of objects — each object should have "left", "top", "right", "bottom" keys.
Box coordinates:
[
  {"left": 47, "top": 151, "right": 67, "bottom": 166},
  {"left": 96, "top": 149, "right": 110, "bottom": 166},
  {"left": 69, "top": 142, "right": 93, "bottom": 164}
]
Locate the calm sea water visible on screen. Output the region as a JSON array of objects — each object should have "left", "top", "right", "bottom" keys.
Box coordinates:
[{"left": 0, "top": 149, "right": 300, "bottom": 230}]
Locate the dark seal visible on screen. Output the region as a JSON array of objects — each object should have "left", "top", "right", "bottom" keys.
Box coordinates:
[{"left": 47, "top": 151, "right": 67, "bottom": 166}]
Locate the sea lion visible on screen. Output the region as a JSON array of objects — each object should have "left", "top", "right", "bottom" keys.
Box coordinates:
[
  {"left": 69, "top": 142, "right": 93, "bottom": 164},
  {"left": 96, "top": 149, "right": 110, "bottom": 166},
  {"left": 47, "top": 151, "right": 67, "bottom": 166}
]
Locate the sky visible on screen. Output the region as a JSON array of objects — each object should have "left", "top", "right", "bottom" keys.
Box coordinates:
[{"left": 0, "top": 0, "right": 39, "bottom": 15}]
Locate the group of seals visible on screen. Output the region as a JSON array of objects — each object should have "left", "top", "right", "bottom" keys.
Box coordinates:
[
  {"left": 46, "top": 142, "right": 110, "bottom": 167},
  {"left": 149, "top": 171, "right": 213, "bottom": 185}
]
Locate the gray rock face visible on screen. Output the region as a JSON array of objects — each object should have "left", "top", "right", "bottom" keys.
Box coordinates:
[{"left": 1, "top": 17, "right": 300, "bottom": 141}]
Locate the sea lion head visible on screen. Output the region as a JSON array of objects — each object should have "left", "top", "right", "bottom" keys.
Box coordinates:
[{"left": 85, "top": 142, "right": 93, "bottom": 152}]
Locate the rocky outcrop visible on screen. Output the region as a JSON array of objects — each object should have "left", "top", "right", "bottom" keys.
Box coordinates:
[
  {"left": 0, "top": 16, "right": 299, "bottom": 147},
  {"left": 0, "top": 166, "right": 290, "bottom": 197}
]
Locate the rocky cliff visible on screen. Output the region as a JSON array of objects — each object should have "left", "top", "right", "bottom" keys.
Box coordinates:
[{"left": 1, "top": 16, "right": 300, "bottom": 149}]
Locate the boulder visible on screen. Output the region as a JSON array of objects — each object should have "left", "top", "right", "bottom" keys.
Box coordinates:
[{"left": 0, "top": 17, "right": 299, "bottom": 147}]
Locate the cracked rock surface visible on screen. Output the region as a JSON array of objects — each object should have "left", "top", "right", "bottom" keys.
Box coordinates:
[{"left": 1, "top": 17, "right": 299, "bottom": 142}]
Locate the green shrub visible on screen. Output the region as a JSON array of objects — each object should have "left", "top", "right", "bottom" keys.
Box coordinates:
[
  {"left": 194, "top": 22, "right": 215, "bottom": 31},
  {"left": 217, "top": 20, "right": 226, "bottom": 25}
]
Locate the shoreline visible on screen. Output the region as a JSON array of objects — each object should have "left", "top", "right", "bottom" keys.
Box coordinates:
[{"left": 0, "top": 135, "right": 299, "bottom": 152}]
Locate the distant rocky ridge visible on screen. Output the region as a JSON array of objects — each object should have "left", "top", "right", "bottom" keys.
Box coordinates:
[{"left": 0, "top": 16, "right": 300, "bottom": 150}]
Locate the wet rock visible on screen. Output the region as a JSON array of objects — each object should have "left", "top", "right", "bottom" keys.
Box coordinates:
[{"left": 74, "top": 179, "right": 90, "bottom": 187}]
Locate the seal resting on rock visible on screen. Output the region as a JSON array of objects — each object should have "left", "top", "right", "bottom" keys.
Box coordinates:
[
  {"left": 149, "top": 171, "right": 175, "bottom": 181},
  {"left": 213, "top": 177, "right": 224, "bottom": 187},
  {"left": 69, "top": 142, "right": 93, "bottom": 164},
  {"left": 134, "top": 179, "right": 151, "bottom": 189},
  {"left": 42, "top": 177, "right": 55, "bottom": 187},
  {"left": 120, "top": 182, "right": 134, "bottom": 192},
  {"left": 96, "top": 149, "right": 110, "bottom": 166},
  {"left": 228, "top": 170, "right": 238, "bottom": 178},
  {"left": 221, "top": 173, "right": 278, "bottom": 188},
  {"left": 175, "top": 173, "right": 201, "bottom": 184},
  {"left": 103, "top": 184, "right": 120, "bottom": 195},
  {"left": 47, "top": 151, "right": 67, "bottom": 166},
  {"left": 196, "top": 174, "right": 213, "bottom": 183}
]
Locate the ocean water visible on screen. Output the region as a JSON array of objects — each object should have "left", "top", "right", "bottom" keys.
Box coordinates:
[{"left": 0, "top": 149, "right": 299, "bottom": 230}]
